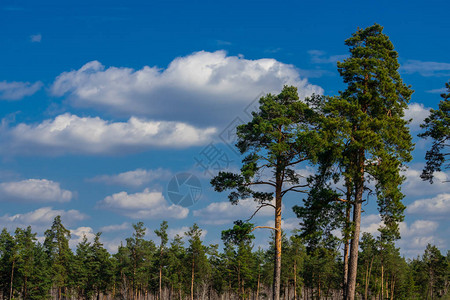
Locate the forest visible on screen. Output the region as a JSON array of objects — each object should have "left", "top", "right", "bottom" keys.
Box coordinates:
[
  {"left": 0, "top": 218, "right": 449, "bottom": 300},
  {"left": 1, "top": 24, "right": 449, "bottom": 300}
]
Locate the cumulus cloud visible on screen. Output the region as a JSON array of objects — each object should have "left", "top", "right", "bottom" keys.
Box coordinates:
[
  {"left": 360, "top": 214, "right": 384, "bottom": 235},
  {"left": 0, "top": 80, "right": 42, "bottom": 100},
  {"left": 402, "top": 167, "right": 449, "bottom": 198},
  {"left": 193, "top": 199, "right": 274, "bottom": 225},
  {"left": 0, "top": 113, "right": 216, "bottom": 156},
  {"left": 50, "top": 51, "right": 323, "bottom": 126},
  {"left": 90, "top": 168, "right": 171, "bottom": 187},
  {"left": 397, "top": 220, "right": 445, "bottom": 257},
  {"left": 407, "top": 193, "right": 450, "bottom": 216},
  {"left": 404, "top": 102, "right": 431, "bottom": 131},
  {"left": 97, "top": 188, "right": 189, "bottom": 219},
  {"left": 264, "top": 217, "right": 299, "bottom": 232},
  {"left": 0, "top": 179, "right": 73, "bottom": 203},
  {"left": 400, "top": 60, "right": 450, "bottom": 77},
  {"left": 0, "top": 207, "right": 87, "bottom": 232},
  {"left": 69, "top": 226, "right": 96, "bottom": 248}
]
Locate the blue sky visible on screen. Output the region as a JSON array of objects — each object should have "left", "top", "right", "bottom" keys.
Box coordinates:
[{"left": 0, "top": 0, "right": 449, "bottom": 257}]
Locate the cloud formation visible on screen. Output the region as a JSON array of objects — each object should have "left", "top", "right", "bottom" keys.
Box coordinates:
[
  {"left": 0, "top": 207, "right": 87, "bottom": 232},
  {"left": 1, "top": 113, "right": 216, "bottom": 156},
  {"left": 401, "top": 60, "right": 450, "bottom": 77},
  {"left": 90, "top": 168, "right": 171, "bottom": 187},
  {"left": 404, "top": 102, "right": 431, "bottom": 131},
  {"left": 97, "top": 188, "right": 189, "bottom": 219},
  {"left": 407, "top": 193, "right": 450, "bottom": 216},
  {"left": 0, "top": 80, "right": 42, "bottom": 100},
  {"left": 402, "top": 167, "right": 449, "bottom": 198},
  {"left": 50, "top": 51, "right": 323, "bottom": 126},
  {"left": 0, "top": 179, "right": 73, "bottom": 203}
]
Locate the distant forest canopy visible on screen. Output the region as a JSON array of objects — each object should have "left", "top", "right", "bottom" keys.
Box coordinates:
[{"left": 0, "top": 218, "right": 448, "bottom": 300}]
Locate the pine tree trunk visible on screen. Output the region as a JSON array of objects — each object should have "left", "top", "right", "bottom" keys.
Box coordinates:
[
  {"left": 9, "top": 258, "right": 14, "bottom": 300},
  {"left": 365, "top": 257, "right": 373, "bottom": 300},
  {"left": 159, "top": 265, "right": 162, "bottom": 300},
  {"left": 346, "top": 157, "right": 364, "bottom": 300},
  {"left": 381, "top": 264, "right": 384, "bottom": 300},
  {"left": 273, "top": 177, "right": 282, "bottom": 300},
  {"left": 293, "top": 263, "right": 297, "bottom": 300},
  {"left": 343, "top": 180, "right": 352, "bottom": 299},
  {"left": 256, "top": 272, "right": 260, "bottom": 300},
  {"left": 191, "top": 256, "right": 195, "bottom": 300}
]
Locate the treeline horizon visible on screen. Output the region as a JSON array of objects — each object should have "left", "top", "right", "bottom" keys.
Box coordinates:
[{"left": 0, "top": 217, "right": 449, "bottom": 300}]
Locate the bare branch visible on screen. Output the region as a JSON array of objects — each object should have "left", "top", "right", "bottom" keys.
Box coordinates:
[
  {"left": 251, "top": 226, "right": 280, "bottom": 232},
  {"left": 281, "top": 184, "right": 309, "bottom": 196},
  {"left": 245, "top": 203, "right": 276, "bottom": 222},
  {"left": 246, "top": 181, "right": 277, "bottom": 188}
]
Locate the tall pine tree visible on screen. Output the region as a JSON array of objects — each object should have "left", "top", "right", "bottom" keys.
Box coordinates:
[{"left": 324, "top": 24, "right": 413, "bottom": 299}]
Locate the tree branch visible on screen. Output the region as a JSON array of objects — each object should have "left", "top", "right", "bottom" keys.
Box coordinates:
[
  {"left": 251, "top": 226, "right": 280, "bottom": 232},
  {"left": 281, "top": 184, "right": 309, "bottom": 196},
  {"left": 245, "top": 203, "right": 276, "bottom": 222}
]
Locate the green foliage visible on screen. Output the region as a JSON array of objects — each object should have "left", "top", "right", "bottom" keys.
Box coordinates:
[
  {"left": 211, "top": 85, "right": 323, "bottom": 205},
  {"left": 419, "top": 81, "right": 450, "bottom": 183}
]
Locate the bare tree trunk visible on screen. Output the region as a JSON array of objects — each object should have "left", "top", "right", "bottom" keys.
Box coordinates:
[
  {"left": 191, "top": 256, "right": 195, "bottom": 300},
  {"left": 346, "top": 155, "right": 364, "bottom": 300},
  {"left": 160, "top": 265, "right": 162, "bottom": 300},
  {"left": 256, "top": 272, "right": 260, "bottom": 300},
  {"left": 365, "top": 257, "right": 373, "bottom": 300},
  {"left": 381, "top": 264, "right": 384, "bottom": 300},
  {"left": 9, "top": 259, "right": 14, "bottom": 300},
  {"left": 294, "top": 263, "right": 297, "bottom": 300},
  {"left": 343, "top": 180, "right": 352, "bottom": 300},
  {"left": 273, "top": 176, "right": 282, "bottom": 300}
]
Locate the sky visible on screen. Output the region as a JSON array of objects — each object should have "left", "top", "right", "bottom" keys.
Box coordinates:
[{"left": 0, "top": 0, "right": 449, "bottom": 258}]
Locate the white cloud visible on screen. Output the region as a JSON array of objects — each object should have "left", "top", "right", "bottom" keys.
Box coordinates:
[
  {"left": 397, "top": 219, "right": 445, "bottom": 257},
  {"left": 0, "top": 179, "right": 73, "bottom": 203},
  {"left": 400, "top": 60, "right": 450, "bottom": 77},
  {"left": 358, "top": 214, "right": 445, "bottom": 258},
  {"left": 407, "top": 193, "right": 450, "bottom": 216},
  {"left": 1, "top": 113, "right": 216, "bottom": 156},
  {"left": 0, "top": 80, "right": 42, "bottom": 100},
  {"left": 0, "top": 207, "right": 87, "bottom": 232},
  {"left": 404, "top": 102, "right": 431, "bottom": 131},
  {"left": 402, "top": 167, "right": 449, "bottom": 198},
  {"left": 264, "top": 217, "right": 299, "bottom": 232},
  {"left": 90, "top": 168, "right": 171, "bottom": 187},
  {"left": 193, "top": 199, "right": 274, "bottom": 225},
  {"left": 360, "top": 214, "right": 384, "bottom": 235},
  {"left": 69, "top": 226, "right": 96, "bottom": 248},
  {"left": 30, "top": 34, "right": 42, "bottom": 43},
  {"left": 50, "top": 51, "right": 323, "bottom": 126},
  {"left": 97, "top": 188, "right": 189, "bottom": 219},
  {"left": 426, "top": 87, "right": 447, "bottom": 94},
  {"left": 99, "top": 222, "right": 130, "bottom": 232}
]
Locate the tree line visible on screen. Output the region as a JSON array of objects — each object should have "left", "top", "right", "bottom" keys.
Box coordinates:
[{"left": 1, "top": 217, "right": 449, "bottom": 300}]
